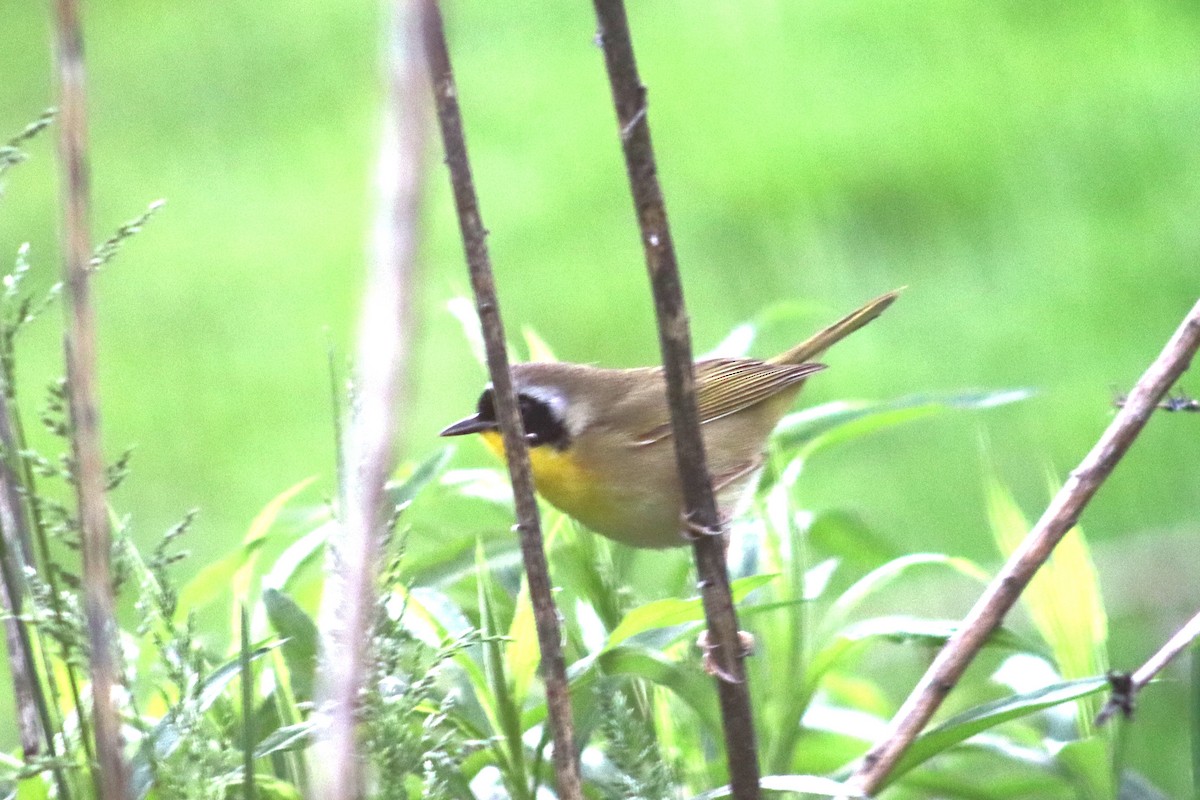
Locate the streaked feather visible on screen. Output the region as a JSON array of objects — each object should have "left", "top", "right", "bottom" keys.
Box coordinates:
[{"left": 635, "top": 358, "right": 825, "bottom": 444}]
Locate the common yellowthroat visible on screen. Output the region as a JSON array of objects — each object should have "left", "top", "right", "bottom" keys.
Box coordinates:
[{"left": 441, "top": 290, "right": 899, "bottom": 548}]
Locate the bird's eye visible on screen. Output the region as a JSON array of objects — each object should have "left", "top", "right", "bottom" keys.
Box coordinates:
[
  {"left": 517, "top": 392, "right": 569, "bottom": 450},
  {"left": 476, "top": 388, "right": 497, "bottom": 422}
]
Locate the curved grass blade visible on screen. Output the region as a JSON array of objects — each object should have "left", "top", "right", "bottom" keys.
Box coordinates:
[
  {"left": 605, "top": 574, "right": 777, "bottom": 649},
  {"left": 882, "top": 676, "right": 1109, "bottom": 791},
  {"left": 774, "top": 389, "right": 1034, "bottom": 457}
]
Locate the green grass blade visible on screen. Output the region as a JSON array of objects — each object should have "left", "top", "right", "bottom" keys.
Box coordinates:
[
  {"left": 239, "top": 604, "right": 257, "bottom": 800},
  {"left": 384, "top": 447, "right": 454, "bottom": 511},
  {"left": 176, "top": 477, "right": 315, "bottom": 624},
  {"left": 820, "top": 553, "right": 989, "bottom": 639},
  {"left": 807, "top": 616, "right": 1043, "bottom": 690},
  {"left": 605, "top": 574, "right": 776, "bottom": 648},
  {"left": 506, "top": 577, "right": 538, "bottom": 709},
  {"left": 773, "top": 388, "right": 1033, "bottom": 456},
  {"left": 129, "top": 641, "right": 284, "bottom": 800},
  {"left": 562, "top": 645, "right": 723, "bottom": 738},
  {"left": 1194, "top": 649, "right": 1200, "bottom": 800},
  {"left": 689, "top": 773, "right": 862, "bottom": 799},
  {"left": 262, "top": 588, "right": 318, "bottom": 702},
  {"left": 985, "top": 476, "right": 1109, "bottom": 735},
  {"left": 475, "top": 543, "right": 529, "bottom": 799},
  {"left": 883, "top": 676, "right": 1109, "bottom": 791},
  {"left": 1055, "top": 738, "right": 1116, "bottom": 800}
]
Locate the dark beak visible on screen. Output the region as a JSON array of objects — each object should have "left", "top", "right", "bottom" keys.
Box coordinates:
[{"left": 439, "top": 414, "right": 496, "bottom": 437}]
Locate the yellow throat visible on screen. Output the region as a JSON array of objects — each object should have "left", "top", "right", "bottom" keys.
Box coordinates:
[{"left": 478, "top": 429, "right": 609, "bottom": 523}]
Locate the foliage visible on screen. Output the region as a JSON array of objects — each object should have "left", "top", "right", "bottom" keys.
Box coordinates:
[{"left": 0, "top": 115, "right": 1178, "bottom": 800}]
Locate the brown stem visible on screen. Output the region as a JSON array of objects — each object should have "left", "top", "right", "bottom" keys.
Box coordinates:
[
  {"left": 421, "top": 3, "right": 583, "bottom": 798},
  {"left": 847, "top": 297, "right": 1200, "bottom": 797},
  {"left": 589, "top": 1, "right": 760, "bottom": 797},
  {"left": 52, "top": 0, "right": 128, "bottom": 796},
  {"left": 315, "top": 0, "right": 427, "bottom": 797},
  {"left": 1095, "top": 607, "right": 1200, "bottom": 727}
]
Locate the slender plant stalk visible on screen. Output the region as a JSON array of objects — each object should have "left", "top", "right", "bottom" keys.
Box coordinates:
[
  {"left": 240, "top": 604, "right": 257, "bottom": 800},
  {"left": 0, "top": 391, "right": 48, "bottom": 757},
  {"left": 589, "top": 1, "right": 761, "bottom": 797},
  {"left": 52, "top": 0, "right": 129, "bottom": 797},
  {"left": 0, "top": 412, "right": 70, "bottom": 799},
  {"left": 0, "top": 507, "right": 42, "bottom": 759},
  {"left": 0, "top": 277, "right": 90, "bottom": 791},
  {"left": 845, "top": 297, "right": 1200, "bottom": 797},
  {"left": 314, "top": 0, "right": 427, "bottom": 796},
  {"left": 1095, "top": 607, "right": 1200, "bottom": 726},
  {"left": 1192, "top": 648, "right": 1200, "bottom": 800},
  {"left": 421, "top": 3, "right": 583, "bottom": 798},
  {"left": 2, "top": 337, "right": 95, "bottom": 782}
]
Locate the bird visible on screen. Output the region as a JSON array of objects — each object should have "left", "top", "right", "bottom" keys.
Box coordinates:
[{"left": 440, "top": 289, "right": 900, "bottom": 548}]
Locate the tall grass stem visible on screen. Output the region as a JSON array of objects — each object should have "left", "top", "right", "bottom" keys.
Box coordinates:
[
  {"left": 421, "top": 2, "right": 583, "bottom": 797},
  {"left": 590, "top": 1, "right": 761, "bottom": 796}
]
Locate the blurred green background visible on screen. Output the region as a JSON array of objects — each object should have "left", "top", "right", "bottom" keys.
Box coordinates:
[{"left": 2, "top": 0, "right": 1198, "bottom": 792}]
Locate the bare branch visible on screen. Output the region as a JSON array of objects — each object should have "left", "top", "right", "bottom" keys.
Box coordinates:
[
  {"left": 590, "top": 1, "right": 760, "bottom": 797},
  {"left": 847, "top": 297, "right": 1200, "bottom": 797},
  {"left": 314, "top": 0, "right": 427, "bottom": 796},
  {"left": 421, "top": 2, "right": 583, "bottom": 798},
  {"left": 1095, "top": 607, "right": 1200, "bottom": 726}
]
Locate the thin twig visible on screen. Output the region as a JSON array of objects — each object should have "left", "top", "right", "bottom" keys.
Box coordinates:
[
  {"left": 846, "top": 297, "right": 1200, "bottom": 797},
  {"left": 0, "top": 489, "right": 42, "bottom": 759},
  {"left": 1095, "top": 608, "right": 1200, "bottom": 726},
  {"left": 52, "top": 0, "right": 129, "bottom": 797},
  {"left": 0, "top": 389, "right": 47, "bottom": 758},
  {"left": 314, "top": 0, "right": 427, "bottom": 797},
  {"left": 590, "top": 2, "right": 760, "bottom": 797},
  {"left": 421, "top": 3, "right": 583, "bottom": 798}
]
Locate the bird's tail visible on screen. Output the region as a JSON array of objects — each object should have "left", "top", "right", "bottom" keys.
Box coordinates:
[{"left": 768, "top": 288, "right": 904, "bottom": 366}]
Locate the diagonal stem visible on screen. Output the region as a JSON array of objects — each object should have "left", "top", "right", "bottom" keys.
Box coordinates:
[
  {"left": 846, "top": 297, "right": 1200, "bottom": 797},
  {"left": 421, "top": 3, "right": 583, "bottom": 798}
]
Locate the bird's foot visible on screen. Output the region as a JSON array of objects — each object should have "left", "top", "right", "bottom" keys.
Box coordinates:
[
  {"left": 697, "top": 628, "right": 756, "bottom": 684},
  {"left": 680, "top": 508, "right": 730, "bottom": 542}
]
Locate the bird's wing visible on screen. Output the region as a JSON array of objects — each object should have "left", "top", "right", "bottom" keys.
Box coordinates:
[{"left": 634, "top": 358, "right": 824, "bottom": 445}]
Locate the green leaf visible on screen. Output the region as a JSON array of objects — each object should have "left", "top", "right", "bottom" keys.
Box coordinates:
[
  {"left": 176, "top": 477, "right": 316, "bottom": 624},
  {"left": 774, "top": 389, "right": 1033, "bottom": 456},
  {"left": 521, "top": 326, "right": 557, "bottom": 362},
  {"left": 689, "top": 774, "right": 862, "bottom": 799},
  {"left": 227, "top": 776, "right": 302, "bottom": 800},
  {"left": 232, "top": 477, "right": 319, "bottom": 604},
  {"left": 263, "top": 588, "right": 319, "bottom": 702},
  {"left": 1118, "top": 770, "right": 1170, "bottom": 800},
  {"left": 562, "top": 645, "right": 723, "bottom": 738},
  {"left": 262, "top": 522, "right": 329, "bottom": 598},
  {"left": 884, "top": 676, "right": 1109, "bottom": 790},
  {"left": 986, "top": 476, "right": 1109, "bottom": 735},
  {"left": 446, "top": 297, "right": 486, "bottom": 367},
  {"left": 15, "top": 776, "right": 50, "bottom": 800},
  {"left": 130, "top": 641, "right": 285, "bottom": 800},
  {"left": 385, "top": 447, "right": 454, "bottom": 511},
  {"left": 605, "top": 574, "right": 777, "bottom": 648},
  {"left": 820, "top": 553, "right": 989, "bottom": 639},
  {"left": 1056, "top": 738, "right": 1116, "bottom": 800},
  {"left": 475, "top": 544, "right": 529, "bottom": 798},
  {"left": 506, "top": 577, "right": 539, "bottom": 709},
  {"left": 805, "top": 511, "right": 901, "bottom": 573},
  {"left": 807, "top": 616, "right": 1041, "bottom": 689},
  {"left": 253, "top": 722, "right": 315, "bottom": 758},
  {"left": 702, "top": 322, "right": 757, "bottom": 359}
]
